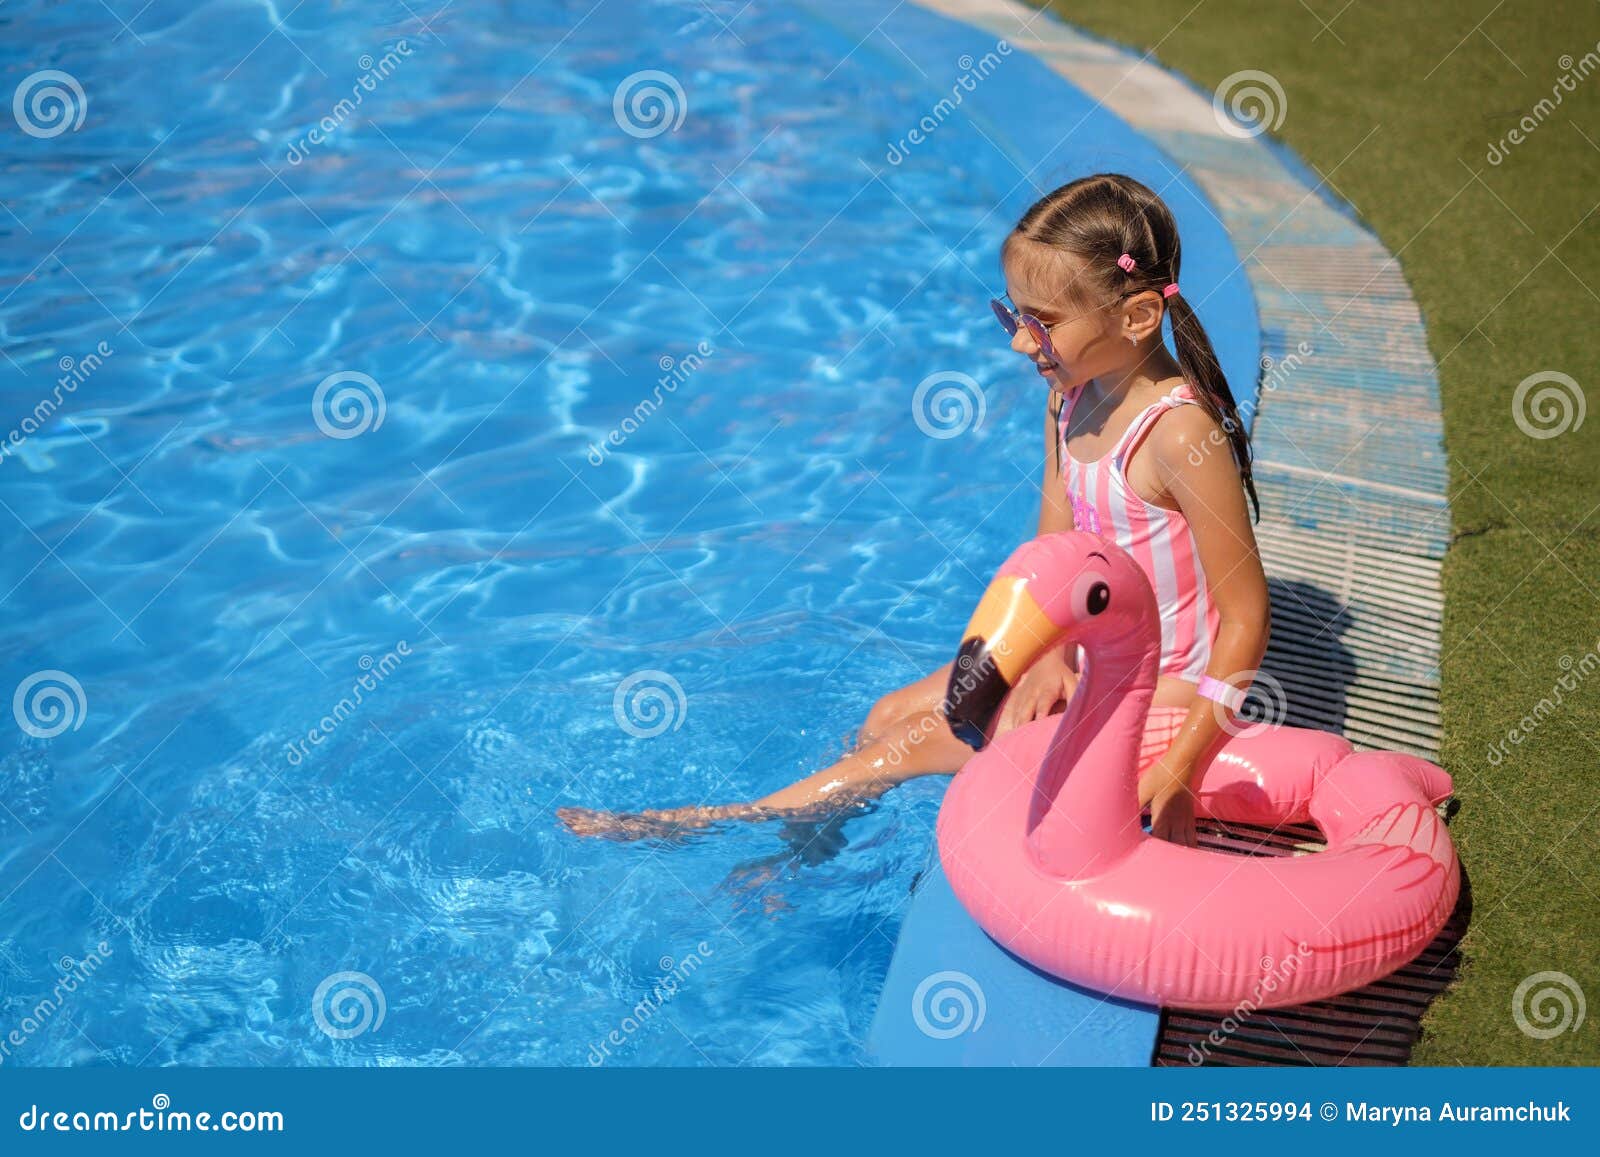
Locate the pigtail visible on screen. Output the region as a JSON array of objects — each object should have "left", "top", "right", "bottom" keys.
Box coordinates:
[
  {"left": 1048, "top": 389, "right": 1064, "bottom": 481},
  {"left": 1166, "top": 292, "right": 1259, "bottom": 521}
]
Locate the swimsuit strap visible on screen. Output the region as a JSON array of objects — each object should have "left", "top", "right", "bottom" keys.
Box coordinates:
[
  {"left": 1055, "top": 385, "right": 1088, "bottom": 476},
  {"left": 1111, "top": 383, "right": 1199, "bottom": 470},
  {"left": 1059, "top": 384, "right": 1089, "bottom": 432}
]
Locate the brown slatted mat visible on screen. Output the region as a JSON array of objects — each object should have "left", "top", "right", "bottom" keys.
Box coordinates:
[{"left": 1153, "top": 815, "right": 1470, "bottom": 1067}]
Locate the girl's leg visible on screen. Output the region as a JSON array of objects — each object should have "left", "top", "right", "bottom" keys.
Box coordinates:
[
  {"left": 857, "top": 662, "right": 954, "bottom": 745},
  {"left": 558, "top": 666, "right": 969, "bottom": 840},
  {"left": 751, "top": 707, "right": 973, "bottom": 809},
  {"left": 558, "top": 696, "right": 1198, "bottom": 841},
  {"left": 558, "top": 710, "right": 975, "bottom": 839}
]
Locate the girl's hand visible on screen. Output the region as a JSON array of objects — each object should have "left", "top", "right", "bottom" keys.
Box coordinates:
[
  {"left": 995, "top": 645, "right": 1078, "bottom": 737},
  {"left": 1138, "top": 752, "right": 1199, "bottom": 847}
]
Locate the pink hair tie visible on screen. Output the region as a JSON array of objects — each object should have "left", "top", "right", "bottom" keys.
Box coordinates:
[
  {"left": 1116, "top": 253, "right": 1136, "bottom": 273},
  {"left": 1162, "top": 283, "right": 1180, "bottom": 298}
]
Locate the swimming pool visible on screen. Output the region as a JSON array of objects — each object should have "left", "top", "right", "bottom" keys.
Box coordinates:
[{"left": 0, "top": 0, "right": 1257, "bottom": 1065}]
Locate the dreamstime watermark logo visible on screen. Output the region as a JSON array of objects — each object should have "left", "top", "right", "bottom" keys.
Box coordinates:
[
  {"left": 912, "top": 371, "right": 985, "bottom": 439},
  {"left": 16, "top": 1094, "right": 283, "bottom": 1133},
  {"left": 612, "top": 70, "right": 687, "bottom": 139},
  {"left": 587, "top": 340, "right": 714, "bottom": 466},
  {"left": 12, "top": 70, "right": 87, "bottom": 138},
  {"left": 612, "top": 670, "right": 687, "bottom": 738},
  {"left": 311, "top": 971, "right": 386, "bottom": 1039},
  {"left": 885, "top": 640, "right": 1015, "bottom": 770},
  {"left": 586, "top": 943, "right": 714, "bottom": 1065},
  {"left": 312, "top": 370, "right": 386, "bottom": 439},
  {"left": 1207, "top": 669, "right": 1288, "bottom": 739},
  {"left": 1255, "top": 342, "right": 1314, "bottom": 406},
  {"left": 1512, "top": 370, "right": 1585, "bottom": 439},
  {"left": 286, "top": 41, "right": 415, "bottom": 164},
  {"left": 1186, "top": 943, "right": 1313, "bottom": 1065},
  {"left": 0, "top": 942, "right": 113, "bottom": 1066},
  {"left": 283, "top": 642, "right": 411, "bottom": 766},
  {"left": 1212, "top": 70, "right": 1287, "bottom": 138},
  {"left": 12, "top": 670, "right": 87, "bottom": 739},
  {"left": 1185, "top": 342, "right": 1314, "bottom": 467},
  {"left": 883, "top": 711, "right": 949, "bottom": 770},
  {"left": 1486, "top": 643, "right": 1599, "bottom": 766},
  {"left": 884, "top": 41, "right": 1013, "bottom": 164},
  {"left": 1487, "top": 42, "right": 1600, "bottom": 165},
  {"left": 0, "top": 340, "right": 113, "bottom": 470},
  {"left": 1512, "top": 971, "right": 1586, "bottom": 1040},
  {"left": 912, "top": 970, "right": 986, "bottom": 1039}
]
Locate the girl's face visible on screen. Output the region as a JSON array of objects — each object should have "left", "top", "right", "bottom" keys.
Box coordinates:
[{"left": 1000, "top": 252, "right": 1127, "bottom": 394}]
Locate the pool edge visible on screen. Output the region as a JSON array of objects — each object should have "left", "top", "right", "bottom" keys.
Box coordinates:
[{"left": 889, "top": 0, "right": 1455, "bottom": 1067}]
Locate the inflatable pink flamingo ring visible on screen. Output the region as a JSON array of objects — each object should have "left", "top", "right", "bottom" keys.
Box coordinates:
[{"left": 939, "top": 532, "right": 1460, "bottom": 1011}]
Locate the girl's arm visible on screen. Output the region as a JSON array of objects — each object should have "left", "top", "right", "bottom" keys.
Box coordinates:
[
  {"left": 1001, "top": 397, "right": 1079, "bottom": 732},
  {"left": 1137, "top": 407, "right": 1271, "bottom": 845},
  {"left": 1039, "top": 397, "right": 1073, "bottom": 536}
]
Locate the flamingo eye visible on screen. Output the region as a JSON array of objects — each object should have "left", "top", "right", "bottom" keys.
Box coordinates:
[{"left": 1070, "top": 570, "right": 1112, "bottom": 618}]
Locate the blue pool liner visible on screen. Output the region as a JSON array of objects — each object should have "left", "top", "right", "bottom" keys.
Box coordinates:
[{"left": 867, "top": 850, "right": 1159, "bottom": 1066}]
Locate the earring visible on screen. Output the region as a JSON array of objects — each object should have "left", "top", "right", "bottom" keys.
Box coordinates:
[{"left": 1127, "top": 334, "right": 1138, "bottom": 345}]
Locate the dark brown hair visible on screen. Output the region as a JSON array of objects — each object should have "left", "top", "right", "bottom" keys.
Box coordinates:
[{"left": 1005, "top": 173, "right": 1258, "bottom": 519}]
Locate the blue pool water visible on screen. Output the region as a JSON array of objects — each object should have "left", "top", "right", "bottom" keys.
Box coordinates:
[{"left": 0, "top": 0, "right": 1255, "bottom": 1065}]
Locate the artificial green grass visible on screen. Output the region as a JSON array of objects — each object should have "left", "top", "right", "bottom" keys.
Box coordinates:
[{"left": 1036, "top": 0, "right": 1600, "bottom": 1063}]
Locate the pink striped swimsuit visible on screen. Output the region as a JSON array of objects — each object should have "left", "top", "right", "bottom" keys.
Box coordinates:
[{"left": 1059, "top": 382, "right": 1218, "bottom": 683}]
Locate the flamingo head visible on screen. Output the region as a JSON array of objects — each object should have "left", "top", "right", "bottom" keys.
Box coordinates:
[{"left": 943, "top": 532, "right": 1157, "bottom": 750}]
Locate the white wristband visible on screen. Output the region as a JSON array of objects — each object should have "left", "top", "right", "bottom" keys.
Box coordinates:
[{"left": 1197, "top": 675, "right": 1247, "bottom": 713}]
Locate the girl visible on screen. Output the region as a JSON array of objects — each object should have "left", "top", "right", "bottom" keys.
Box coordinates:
[{"left": 560, "top": 173, "right": 1269, "bottom": 847}]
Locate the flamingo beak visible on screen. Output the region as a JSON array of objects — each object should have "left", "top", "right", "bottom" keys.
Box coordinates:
[{"left": 942, "top": 576, "right": 1064, "bottom": 750}]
